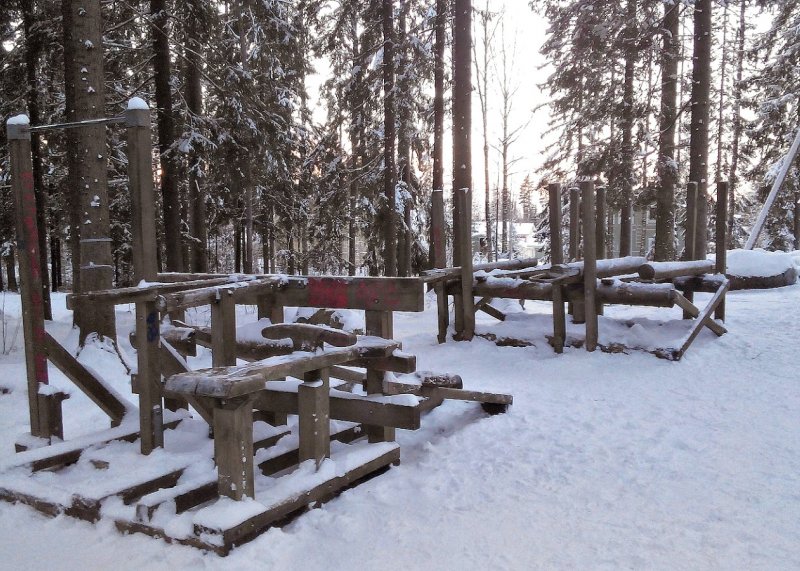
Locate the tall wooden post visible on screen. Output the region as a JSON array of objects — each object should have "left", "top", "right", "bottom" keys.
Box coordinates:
[
  {"left": 127, "top": 101, "right": 163, "bottom": 453},
  {"left": 298, "top": 368, "right": 330, "bottom": 468},
  {"left": 581, "top": 180, "right": 598, "bottom": 352},
  {"left": 8, "top": 115, "right": 64, "bottom": 439},
  {"left": 548, "top": 183, "right": 563, "bottom": 265},
  {"left": 595, "top": 186, "right": 607, "bottom": 260},
  {"left": 715, "top": 181, "right": 728, "bottom": 321},
  {"left": 452, "top": 0, "right": 475, "bottom": 341},
  {"left": 211, "top": 288, "right": 237, "bottom": 368},
  {"left": 569, "top": 187, "right": 580, "bottom": 261}
]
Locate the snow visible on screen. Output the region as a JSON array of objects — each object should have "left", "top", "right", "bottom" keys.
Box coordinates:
[
  {"left": 6, "top": 114, "right": 30, "bottom": 125},
  {"left": 127, "top": 97, "right": 149, "bottom": 110},
  {"left": 1, "top": 286, "right": 800, "bottom": 568},
  {"left": 722, "top": 248, "right": 796, "bottom": 278}
]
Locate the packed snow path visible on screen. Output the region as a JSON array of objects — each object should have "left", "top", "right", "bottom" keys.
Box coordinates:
[{"left": 0, "top": 285, "right": 798, "bottom": 570}]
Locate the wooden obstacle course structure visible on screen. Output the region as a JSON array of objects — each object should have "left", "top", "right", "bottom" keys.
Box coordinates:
[
  {"left": 1, "top": 105, "right": 512, "bottom": 555},
  {"left": 429, "top": 179, "right": 732, "bottom": 360}
]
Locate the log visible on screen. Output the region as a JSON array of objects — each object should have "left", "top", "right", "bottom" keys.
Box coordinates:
[
  {"left": 261, "top": 323, "right": 357, "bottom": 350},
  {"left": 588, "top": 280, "right": 676, "bottom": 308},
  {"left": 157, "top": 277, "right": 281, "bottom": 312},
  {"left": 421, "top": 257, "right": 539, "bottom": 284},
  {"left": 638, "top": 260, "right": 715, "bottom": 280},
  {"left": 672, "top": 278, "right": 730, "bottom": 360}
]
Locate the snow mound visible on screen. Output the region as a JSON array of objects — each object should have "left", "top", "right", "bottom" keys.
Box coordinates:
[
  {"left": 127, "top": 97, "right": 149, "bottom": 110},
  {"left": 6, "top": 114, "right": 29, "bottom": 125},
  {"left": 723, "top": 249, "right": 795, "bottom": 278}
]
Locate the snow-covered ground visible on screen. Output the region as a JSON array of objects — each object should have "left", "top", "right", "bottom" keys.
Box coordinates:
[{"left": 0, "top": 284, "right": 799, "bottom": 570}]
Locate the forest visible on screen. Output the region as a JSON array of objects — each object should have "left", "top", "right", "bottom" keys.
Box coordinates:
[{"left": 1, "top": 0, "right": 799, "bottom": 306}]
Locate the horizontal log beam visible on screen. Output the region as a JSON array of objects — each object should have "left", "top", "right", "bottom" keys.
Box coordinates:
[{"left": 638, "top": 260, "right": 715, "bottom": 280}]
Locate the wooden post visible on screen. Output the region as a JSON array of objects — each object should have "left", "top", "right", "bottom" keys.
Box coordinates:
[
  {"left": 136, "top": 300, "right": 163, "bottom": 454},
  {"left": 595, "top": 186, "right": 606, "bottom": 260},
  {"left": 452, "top": 0, "right": 475, "bottom": 341},
  {"left": 432, "top": 189, "right": 449, "bottom": 343},
  {"left": 551, "top": 284, "right": 566, "bottom": 353},
  {"left": 298, "top": 368, "right": 330, "bottom": 469},
  {"left": 581, "top": 180, "right": 598, "bottom": 352},
  {"left": 8, "top": 116, "right": 63, "bottom": 439},
  {"left": 548, "top": 183, "right": 563, "bottom": 265},
  {"left": 126, "top": 102, "right": 158, "bottom": 283},
  {"left": 715, "top": 181, "right": 728, "bottom": 321},
  {"left": 211, "top": 288, "right": 237, "bottom": 367},
  {"left": 364, "top": 310, "right": 395, "bottom": 443},
  {"left": 569, "top": 187, "right": 580, "bottom": 261},
  {"left": 256, "top": 294, "right": 283, "bottom": 324},
  {"left": 214, "top": 396, "right": 255, "bottom": 500},
  {"left": 685, "top": 182, "right": 698, "bottom": 261},
  {"left": 682, "top": 182, "right": 698, "bottom": 318}
]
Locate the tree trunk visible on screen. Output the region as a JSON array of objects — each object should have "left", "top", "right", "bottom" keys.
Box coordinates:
[
  {"left": 151, "top": 0, "right": 183, "bottom": 272},
  {"left": 382, "top": 0, "right": 397, "bottom": 277},
  {"left": 476, "top": 4, "right": 493, "bottom": 262},
  {"left": 715, "top": 3, "right": 729, "bottom": 182},
  {"left": 397, "top": 4, "right": 412, "bottom": 276},
  {"left": 728, "top": 0, "right": 746, "bottom": 248},
  {"left": 655, "top": 0, "right": 679, "bottom": 261},
  {"left": 348, "top": 10, "right": 361, "bottom": 276},
  {"left": 430, "top": 0, "right": 446, "bottom": 270},
  {"left": 64, "top": 0, "right": 116, "bottom": 340},
  {"left": 186, "top": 0, "right": 207, "bottom": 273},
  {"left": 689, "top": 0, "right": 712, "bottom": 259},
  {"left": 619, "top": 0, "right": 637, "bottom": 257},
  {"left": 239, "top": 0, "right": 254, "bottom": 274},
  {"left": 21, "top": 2, "right": 52, "bottom": 320}
]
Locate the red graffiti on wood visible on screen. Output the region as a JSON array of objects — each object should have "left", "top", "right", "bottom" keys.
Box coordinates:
[{"left": 307, "top": 278, "right": 349, "bottom": 308}]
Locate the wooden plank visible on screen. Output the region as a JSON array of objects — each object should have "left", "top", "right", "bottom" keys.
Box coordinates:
[
  {"left": 157, "top": 277, "right": 280, "bottom": 313},
  {"left": 672, "top": 292, "right": 727, "bottom": 336},
  {"left": 329, "top": 366, "right": 366, "bottom": 385},
  {"left": 213, "top": 396, "right": 255, "bottom": 500},
  {"left": 165, "top": 340, "right": 398, "bottom": 400},
  {"left": 298, "top": 369, "right": 330, "bottom": 468},
  {"left": 475, "top": 297, "right": 506, "bottom": 321},
  {"left": 253, "top": 389, "right": 421, "bottom": 430},
  {"left": 672, "top": 279, "right": 730, "bottom": 360},
  {"left": 582, "top": 180, "right": 598, "bottom": 351},
  {"left": 8, "top": 126, "right": 48, "bottom": 438},
  {"left": 211, "top": 288, "right": 237, "bottom": 367},
  {"left": 44, "top": 332, "right": 129, "bottom": 423},
  {"left": 276, "top": 276, "right": 424, "bottom": 312},
  {"left": 66, "top": 277, "right": 240, "bottom": 310},
  {"left": 257, "top": 424, "right": 365, "bottom": 476},
  {"left": 204, "top": 445, "right": 401, "bottom": 553},
  {"left": 346, "top": 352, "right": 416, "bottom": 373},
  {"left": 135, "top": 300, "right": 163, "bottom": 454},
  {"left": 548, "top": 183, "right": 563, "bottom": 264}
]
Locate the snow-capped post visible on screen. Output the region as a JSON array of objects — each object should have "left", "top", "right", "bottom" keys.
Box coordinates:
[
  {"left": 126, "top": 98, "right": 163, "bottom": 454},
  {"left": 715, "top": 181, "right": 728, "bottom": 321},
  {"left": 569, "top": 186, "right": 580, "bottom": 261},
  {"left": 7, "top": 115, "right": 66, "bottom": 441},
  {"left": 126, "top": 98, "right": 157, "bottom": 283},
  {"left": 595, "top": 186, "right": 607, "bottom": 260},
  {"left": 548, "top": 183, "right": 563, "bottom": 265},
  {"left": 451, "top": 0, "right": 475, "bottom": 341},
  {"left": 581, "top": 180, "right": 598, "bottom": 352}
]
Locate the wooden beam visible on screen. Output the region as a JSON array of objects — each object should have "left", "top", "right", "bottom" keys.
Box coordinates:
[
  {"left": 44, "top": 332, "right": 129, "bottom": 423},
  {"left": 569, "top": 186, "right": 580, "bottom": 261},
  {"left": 672, "top": 279, "right": 730, "bottom": 360},
  {"left": 126, "top": 106, "right": 158, "bottom": 283},
  {"left": 638, "top": 260, "right": 714, "bottom": 280},
  {"left": 715, "top": 181, "right": 728, "bottom": 320},
  {"left": 276, "top": 277, "right": 424, "bottom": 312},
  {"left": 671, "top": 291, "right": 727, "bottom": 336}
]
